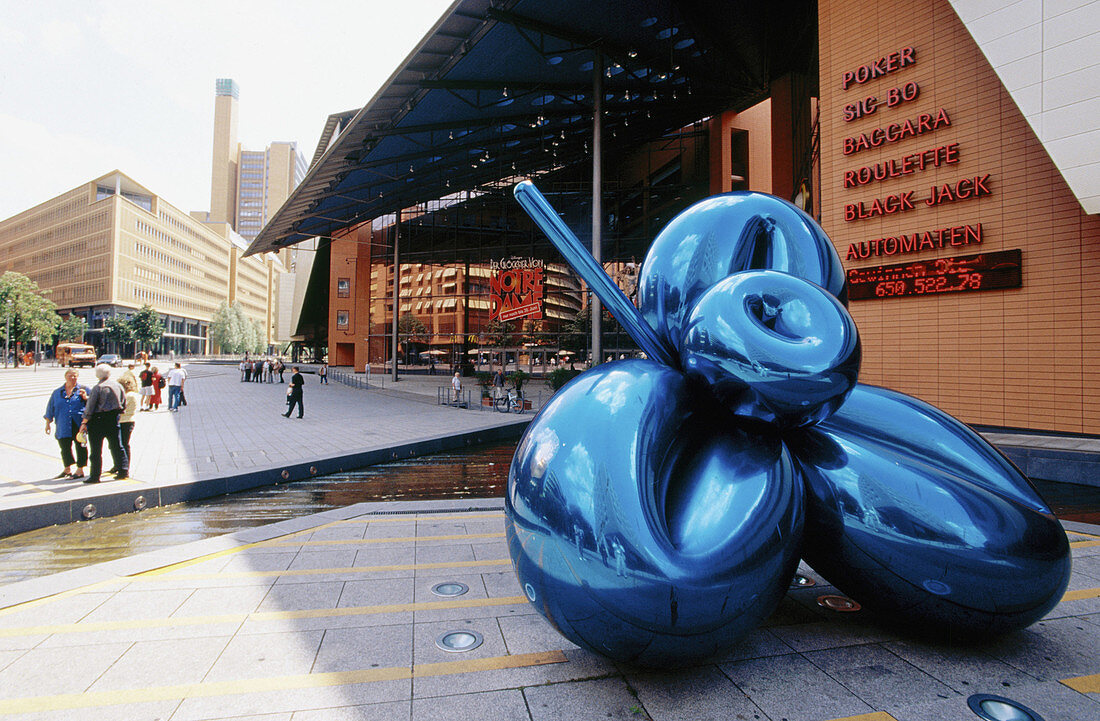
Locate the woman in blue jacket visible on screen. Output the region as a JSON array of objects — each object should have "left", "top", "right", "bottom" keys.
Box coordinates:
[{"left": 44, "top": 368, "right": 89, "bottom": 478}]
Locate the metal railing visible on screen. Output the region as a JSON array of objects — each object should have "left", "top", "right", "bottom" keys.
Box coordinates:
[
  {"left": 328, "top": 368, "right": 377, "bottom": 390},
  {"left": 439, "top": 387, "right": 544, "bottom": 414}
]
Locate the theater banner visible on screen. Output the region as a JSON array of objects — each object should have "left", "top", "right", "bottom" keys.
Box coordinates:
[{"left": 490, "top": 256, "right": 544, "bottom": 323}]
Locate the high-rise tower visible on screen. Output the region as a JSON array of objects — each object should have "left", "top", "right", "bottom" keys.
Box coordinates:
[
  {"left": 208, "top": 79, "right": 306, "bottom": 241},
  {"left": 209, "top": 78, "right": 240, "bottom": 227}
]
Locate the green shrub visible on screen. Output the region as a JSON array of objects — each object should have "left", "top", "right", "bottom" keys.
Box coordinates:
[
  {"left": 508, "top": 369, "right": 529, "bottom": 392},
  {"left": 547, "top": 367, "right": 582, "bottom": 392}
]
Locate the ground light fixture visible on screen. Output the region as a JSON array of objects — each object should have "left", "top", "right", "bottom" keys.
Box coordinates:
[
  {"left": 790, "top": 574, "right": 816, "bottom": 588},
  {"left": 435, "top": 630, "right": 483, "bottom": 653},
  {"left": 816, "top": 594, "right": 861, "bottom": 612},
  {"left": 967, "top": 693, "right": 1045, "bottom": 721},
  {"left": 430, "top": 581, "right": 469, "bottom": 597}
]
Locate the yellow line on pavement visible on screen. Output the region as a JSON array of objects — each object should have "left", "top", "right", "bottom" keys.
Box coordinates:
[
  {"left": 0, "top": 595, "right": 529, "bottom": 638},
  {"left": 0, "top": 650, "right": 568, "bottom": 714},
  {"left": 130, "top": 516, "right": 365, "bottom": 578},
  {"left": 1067, "top": 530, "right": 1100, "bottom": 540},
  {"left": 826, "top": 714, "right": 898, "bottom": 721},
  {"left": 132, "top": 558, "right": 515, "bottom": 582},
  {"left": 1062, "top": 587, "right": 1100, "bottom": 602},
  {"left": 0, "top": 439, "right": 58, "bottom": 461},
  {"left": 0, "top": 473, "right": 57, "bottom": 496},
  {"left": 262, "top": 532, "right": 506, "bottom": 548},
  {"left": 341, "top": 512, "right": 505, "bottom": 524},
  {"left": 1070, "top": 540, "right": 1100, "bottom": 549},
  {"left": 1061, "top": 673, "right": 1100, "bottom": 693},
  {"left": 0, "top": 579, "right": 118, "bottom": 617}
]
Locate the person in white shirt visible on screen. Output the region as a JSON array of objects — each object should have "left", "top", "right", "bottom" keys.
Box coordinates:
[
  {"left": 166, "top": 362, "right": 187, "bottom": 412},
  {"left": 451, "top": 372, "right": 462, "bottom": 402}
]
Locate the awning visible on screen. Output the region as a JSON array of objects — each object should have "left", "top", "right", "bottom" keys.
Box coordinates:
[{"left": 245, "top": 0, "right": 816, "bottom": 256}]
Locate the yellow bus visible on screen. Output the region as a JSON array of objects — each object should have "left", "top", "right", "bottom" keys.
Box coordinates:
[{"left": 56, "top": 343, "right": 97, "bottom": 368}]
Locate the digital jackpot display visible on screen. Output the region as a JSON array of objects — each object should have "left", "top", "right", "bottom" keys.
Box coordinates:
[{"left": 847, "top": 249, "right": 1021, "bottom": 300}]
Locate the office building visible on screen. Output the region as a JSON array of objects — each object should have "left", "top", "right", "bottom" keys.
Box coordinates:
[{"left": 0, "top": 171, "right": 285, "bottom": 354}]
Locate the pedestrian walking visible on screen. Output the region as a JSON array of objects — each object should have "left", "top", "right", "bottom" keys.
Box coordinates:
[
  {"left": 318, "top": 362, "right": 328, "bottom": 384},
  {"left": 166, "top": 362, "right": 187, "bottom": 411},
  {"left": 139, "top": 363, "right": 154, "bottom": 410},
  {"left": 451, "top": 371, "right": 462, "bottom": 402},
  {"left": 283, "top": 366, "right": 305, "bottom": 418},
  {"left": 118, "top": 377, "right": 140, "bottom": 470},
  {"left": 119, "top": 362, "right": 137, "bottom": 391},
  {"left": 276, "top": 359, "right": 286, "bottom": 383},
  {"left": 79, "top": 364, "right": 128, "bottom": 483},
  {"left": 150, "top": 366, "right": 163, "bottom": 411},
  {"left": 43, "top": 368, "right": 89, "bottom": 479},
  {"left": 492, "top": 365, "right": 506, "bottom": 400}
]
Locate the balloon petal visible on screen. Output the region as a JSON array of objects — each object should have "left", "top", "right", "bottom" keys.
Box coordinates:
[
  {"left": 505, "top": 361, "right": 803, "bottom": 666},
  {"left": 789, "top": 384, "right": 1071, "bottom": 634},
  {"left": 681, "top": 270, "right": 860, "bottom": 428},
  {"left": 638, "top": 192, "right": 847, "bottom": 355}
]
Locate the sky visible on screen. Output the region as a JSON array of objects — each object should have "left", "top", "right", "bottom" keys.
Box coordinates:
[{"left": 0, "top": 0, "right": 454, "bottom": 221}]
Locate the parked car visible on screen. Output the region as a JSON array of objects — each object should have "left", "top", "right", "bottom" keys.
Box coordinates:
[
  {"left": 100, "top": 353, "right": 122, "bottom": 367},
  {"left": 56, "top": 343, "right": 97, "bottom": 368}
]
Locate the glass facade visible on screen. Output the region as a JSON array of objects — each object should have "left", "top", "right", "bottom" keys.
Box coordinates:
[{"left": 328, "top": 125, "right": 713, "bottom": 377}]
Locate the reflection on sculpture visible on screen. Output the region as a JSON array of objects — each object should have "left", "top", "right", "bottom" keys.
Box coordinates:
[{"left": 508, "top": 181, "right": 1070, "bottom": 667}]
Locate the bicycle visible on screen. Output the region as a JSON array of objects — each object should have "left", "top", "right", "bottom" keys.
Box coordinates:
[{"left": 495, "top": 388, "right": 524, "bottom": 413}]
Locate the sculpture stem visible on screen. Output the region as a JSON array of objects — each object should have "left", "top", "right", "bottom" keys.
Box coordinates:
[{"left": 513, "top": 180, "right": 679, "bottom": 368}]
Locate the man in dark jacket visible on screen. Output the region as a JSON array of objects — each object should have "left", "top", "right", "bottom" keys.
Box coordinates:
[
  {"left": 283, "top": 366, "right": 305, "bottom": 418},
  {"left": 79, "top": 364, "right": 128, "bottom": 483}
]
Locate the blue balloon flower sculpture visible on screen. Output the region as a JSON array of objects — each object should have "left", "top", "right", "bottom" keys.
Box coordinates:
[{"left": 508, "top": 182, "right": 1070, "bottom": 667}]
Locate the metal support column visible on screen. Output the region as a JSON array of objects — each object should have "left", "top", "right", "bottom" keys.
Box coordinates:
[
  {"left": 391, "top": 209, "right": 401, "bottom": 382},
  {"left": 591, "top": 50, "right": 603, "bottom": 367}
]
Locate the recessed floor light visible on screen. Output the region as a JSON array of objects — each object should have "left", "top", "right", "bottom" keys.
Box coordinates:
[
  {"left": 791, "top": 574, "right": 816, "bottom": 588},
  {"left": 431, "top": 581, "right": 469, "bottom": 597},
  {"left": 816, "top": 594, "right": 861, "bottom": 612},
  {"left": 967, "top": 693, "right": 1045, "bottom": 721},
  {"left": 435, "top": 630, "right": 483, "bottom": 652}
]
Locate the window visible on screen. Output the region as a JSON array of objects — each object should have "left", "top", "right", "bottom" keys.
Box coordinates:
[
  {"left": 337, "top": 278, "right": 350, "bottom": 298},
  {"left": 336, "top": 310, "right": 349, "bottom": 329}
]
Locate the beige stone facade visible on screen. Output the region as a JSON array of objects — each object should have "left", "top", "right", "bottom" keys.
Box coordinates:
[{"left": 0, "top": 171, "right": 285, "bottom": 354}]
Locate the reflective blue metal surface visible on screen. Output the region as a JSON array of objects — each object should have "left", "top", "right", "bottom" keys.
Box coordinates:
[
  {"left": 505, "top": 361, "right": 803, "bottom": 666},
  {"left": 681, "top": 270, "right": 860, "bottom": 428},
  {"left": 637, "top": 192, "right": 848, "bottom": 356},
  {"left": 510, "top": 182, "right": 1070, "bottom": 665},
  {"left": 513, "top": 181, "right": 678, "bottom": 367},
  {"left": 789, "top": 384, "right": 1071, "bottom": 633}
]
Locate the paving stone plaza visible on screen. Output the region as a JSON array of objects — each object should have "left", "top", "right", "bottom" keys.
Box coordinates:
[{"left": 0, "top": 364, "right": 1097, "bottom": 720}]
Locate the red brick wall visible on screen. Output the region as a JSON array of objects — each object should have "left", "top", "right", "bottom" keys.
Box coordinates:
[{"left": 819, "top": 0, "right": 1100, "bottom": 433}]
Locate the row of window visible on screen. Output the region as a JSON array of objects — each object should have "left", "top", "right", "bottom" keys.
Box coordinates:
[
  {"left": 134, "top": 219, "right": 229, "bottom": 273},
  {"left": 157, "top": 209, "right": 227, "bottom": 255},
  {"left": 0, "top": 209, "right": 110, "bottom": 257},
  {"left": 133, "top": 241, "right": 190, "bottom": 272},
  {"left": 0, "top": 196, "right": 86, "bottom": 241}
]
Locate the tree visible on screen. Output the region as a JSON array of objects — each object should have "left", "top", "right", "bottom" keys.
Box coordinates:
[
  {"left": 210, "top": 301, "right": 247, "bottom": 354},
  {"left": 483, "top": 319, "right": 515, "bottom": 348},
  {"left": 398, "top": 313, "right": 427, "bottom": 363},
  {"left": 0, "top": 271, "right": 61, "bottom": 348},
  {"left": 56, "top": 315, "right": 88, "bottom": 344},
  {"left": 248, "top": 320, "right": 266, "bottom": 354},
  {"left": 103, "top": 316, "right": 135, "bottom": 354},
  {"left": 130, "top": 304, "right": 165, "bottom": 353}
]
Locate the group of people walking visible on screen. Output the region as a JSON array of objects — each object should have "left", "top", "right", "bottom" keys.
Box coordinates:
[
  {"left": 240, "top": 357, "right": 287, "bottom": 383},
  {"left": 43, "top": 361, "right": 189, "bottom": 482}
]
